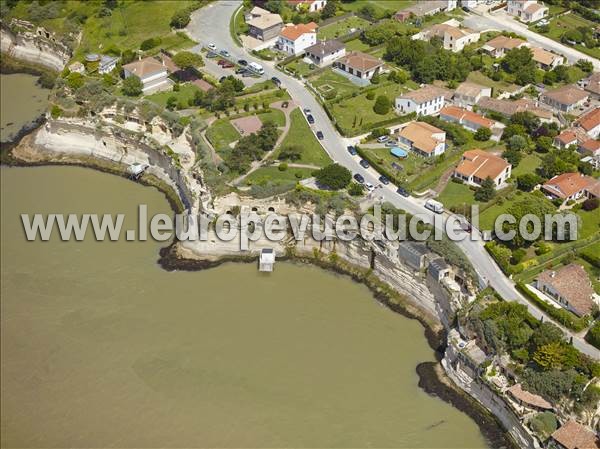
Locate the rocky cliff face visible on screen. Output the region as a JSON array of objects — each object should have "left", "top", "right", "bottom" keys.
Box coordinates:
[{"left": 1, "top": 22, "right": 71, "bottom": 71}]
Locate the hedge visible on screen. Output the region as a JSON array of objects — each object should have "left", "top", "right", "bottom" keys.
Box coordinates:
[
  {"left": 585, "top": 322, "right": 600, "bottom": 350},
  {"left": 515, "top": 281, "right": 589, "bottom": 332},
  {"left": 355, "top": 145, "right": 409, "bottom": 190}
]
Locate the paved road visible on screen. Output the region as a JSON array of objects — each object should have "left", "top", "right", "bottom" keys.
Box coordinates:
[
  {"left": 188, "top": 1, "right": 599, "bottom": 359},
  {"left": 463, "top": 10, "right": 600, "bottom": 70}
]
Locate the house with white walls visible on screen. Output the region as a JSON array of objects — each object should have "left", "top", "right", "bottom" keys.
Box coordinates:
[{"left": 276, "top": 22, "right": 318, "bottom": 55}]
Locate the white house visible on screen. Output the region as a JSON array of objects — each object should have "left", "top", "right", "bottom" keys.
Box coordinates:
[
  {"left": 395, "top": 85, "right": 449, "bottom": 116},
  {"left": 99, "top": 55, "right": 119, "bottom": 74},
  {"left": 277, "top": 22, "right": 317, "bottom": 55},
  {"left": 335, "top": 51, "right": 384, "bottom": 81},
  {"left": 304, "top": 40, "right": 345, "bottom": 67},
  {"left": 413, "top": 23, "right": 480, "bottom": 53},
  {"left": 122, "top": 56, "right": 170, "bottom": 93},
  {"left": 396, "top": 121, "right": 446, "bottom": 158},
  {"left": 531, "top": 47, "right": 564, "bottom": 70},
  {"left": 507, "top": 0, "right": 548, "bottom": 23},
  {"left": 575, "top": 107, "right": 600, "bottom": 139},
  {"left": 453, "top": 149, "right": 512, "bottom": 189},
  {"left": 453, "top": 81, "right": 491, "bottom": 108},
  {"left": 287, "top": 0, "right": 327, "bottom": 12}
]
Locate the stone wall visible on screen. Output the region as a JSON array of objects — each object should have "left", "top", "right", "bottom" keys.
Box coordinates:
[{"left": 1, "top": 23, "right": 70, "bottom": 71}]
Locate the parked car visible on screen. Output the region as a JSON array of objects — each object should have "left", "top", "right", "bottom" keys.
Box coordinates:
[
  {"left": 396, "top": 186, "right": 409, "bottom": 197},
  {"left": 206, "top": 51, "right": 218, "bottom": 58},
  {"left": 303, "top": 108, "right": 311, "bottom": 115},
  {"left": 376, "top": 135, "right": 389, "bottom": 143},
  {"left": 347, "top": 145, "right": 357, "bottom": 155},
  {"left": 208, "top": 43, "right": 217, "bottom": 51},
  {"left": 385, "top": 141, "right": 398, "bottom": 147},
  {"left": 217, "top": 59, "right": 227, "bottom": 66},
  {"left": 237, "top": 59, "right": 247, "bottom": 66},
  {"left": 365, "top": 182, "right": 374, "bottom": 191},
  {"left": 235, "top": 68, "right": 246, "bottom": 74},
  {"left": 219, "top": 76, "right": 227, "bottom": 83},
  {"left": 359, "top": 159, "right": 370, "bottom": 169},
  {"left": 222, "top": 62, "right": 234, "bottom": 68},
  {"left": 316, "top": 131, "right": 324, "bottom": 140},
  {"left": 219, "top": 49, "right": 231, "bottom": 58},
  {"left": 353, "top": 173, "right": 365, "bottom": 184},
  {"left": 271, "top": 76, "right": 282, "bottom": 87},
  {"left": 306, "top": 114, "right": 315, "bottom": 124},
  {"left": 378, "top": 175, "right": 390, "bottom": 185},
  {"left": 425, "top": 199, "right": 444, "bottom": 214}
]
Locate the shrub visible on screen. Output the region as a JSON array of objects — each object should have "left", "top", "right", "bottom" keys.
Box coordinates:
[
  {"left": 122, "top": 75, "right": 143, "bottom": 96},
  {"left": 140, "top": 37, "right": 161, "bottom": 51},
  {"left": 172, "top": 51, "right": 203, "bottom": 69},
  {"left": 278, "top": 162, "right": 288, "bottom": 171},
  {"left": 348, "top": 182, "right": 364, "bottom": 196},
  {"left": 66, "top": 72, "right": 84, "bottom": 90},
  {"left": 585, "top": 322, "right": 600, "bottom": 349},
  {"left": 474, "top": 127, "right": 491, "bottom": 141},
  {"left": 50, "top": 105, "right": 62, "bottom": 119},
  {"left": 366, "top": 91, "right": 375, "bottom": 100},
  {"left": 373, "top": 95, "right": 391, "bottom": 115},
  {"left": 582, "top": 198, "right": 599, "bottom": 211},
  {"left": 511, "top": 248, "right": 527, "bottom": 264},
  {"left": 529, "top": 412, "right": 558, "bottom": 440},
  {"left": 315, "top": 163, "right": 351, "bottom": 190},
  {"left": 171, "top": 8, "right": 191, "bottom": 28}
]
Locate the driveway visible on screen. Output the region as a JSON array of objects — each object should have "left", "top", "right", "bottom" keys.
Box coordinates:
[
  {"left": 188, "top": 1, "right": 599, "bottom": 359},
  {"left": 463, "top": 10, "right": 600, "bottom": 70}
]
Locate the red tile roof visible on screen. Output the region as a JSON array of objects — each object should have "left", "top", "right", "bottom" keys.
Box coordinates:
[
  {"left": 280, "top": 22, "right": 317, "bottom": 41},
  {"left": 541, "top": 172, "right": 597, "bottom": 199},
  {"left": 576, "top": 108, "right": 600, "bottom": 133},
  {"left": 507, "top": 384, "right": 552, "bottom": 410},
  {"left": 550, "top": 420, "right": 599, "bottom": 449},
  {"left": 440, "top": 105, "right": 496, "bottom": 128},
  {"left": 455, "top": 149, "right": 510, "bottom": 180}
]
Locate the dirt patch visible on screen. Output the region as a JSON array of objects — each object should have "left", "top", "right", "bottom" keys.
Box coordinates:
[{"left": 231, "top": 115, "right": 263, "bottom": 135}]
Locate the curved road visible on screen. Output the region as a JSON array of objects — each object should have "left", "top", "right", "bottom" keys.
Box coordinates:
[{"left": 188, "top": 1, "right": 599, "bottom": 359}]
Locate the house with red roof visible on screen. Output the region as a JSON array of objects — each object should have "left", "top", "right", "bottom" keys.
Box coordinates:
[
  {"left": 575, "top": 107, "right": 600, "bottom": 139},
  {"left": 453, "top": 149, "right": 512, "bottom": 189},
  {"left": 553, "top": 129, "right": 579, "bottom": 149},
  {"left": 440, "top": 105, "right": 505, "bottom": 141},
  {"left": 541, "top": 172, "right": 599, "bottom": 204},
  {"left": 276, "top": 22, "right": 317, "bottom": 55},
  {"left": 549, "top": 420, "right": 599, "bottom": 449}
]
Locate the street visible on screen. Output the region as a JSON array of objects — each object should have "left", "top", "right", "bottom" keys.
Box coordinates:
[{"left": 188, "top": 1, "right": 599, "bottom": 359}]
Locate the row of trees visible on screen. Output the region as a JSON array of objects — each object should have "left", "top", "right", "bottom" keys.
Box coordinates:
[{"left": 226, "top": 122, "right": 279, "bottom": 173}]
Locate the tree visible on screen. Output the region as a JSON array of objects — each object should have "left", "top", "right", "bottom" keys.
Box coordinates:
[
  {"left": 373, "top": 95, "right": 391, "bottom": 115},
  {"left": 320, "top": 0, "right": 336, "bottom": 19},
  {"left": 474, "top": 127, "right": 491, "bottom": 141},
  {"left": 576, "top": 59, "right": 594, "bottom": 73},
  {"left": 502, "top": 47, "right": 534, "bottom": 74},
  {"left": 503, "top": 146, "right": 523, "bottom": 167},
  {"left": 348, "top": 182, "right": 364, "bottom": 196},
  {"left": 508, "top": 134, "right": 528, "bottom": 152},
  {"left": 516, "top": 173, "right": 542, "bottom": 192},
  {"left": 582, "top": 197, "right": 599, "bottom": 211},
  {"left": 279, "top": 144, "right": 302, "bottom": 161},
  {"left": 474, "top": 177, "right": 496, "bottom": 202},
  {"left": 315, "top": 163, "right": 351, "bottom": 190},
  {"left": 171, "top": 9, "right": 191, "bottom": 28},
  {"left": 166, "top": 95, "right": 178, "bottom": 110},
  {"left": 172, "top": 51, "right": 203, "bottom": 69},
  {"left": 140, "top": 37, "right": 161, "bottom": 51},
  {"left": 536, "top": 136, "right": 553, "bottom": 153},
  {"left": 530, "top": 322, "right": 564, "bottom": 353},
  {"left": 66, "top": 72, "right": 85, "bottom": 90},
  {"left": 122, "top": 75, "right": 143, "bottom": 96}
]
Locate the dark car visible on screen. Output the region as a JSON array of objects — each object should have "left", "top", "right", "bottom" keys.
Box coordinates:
[
  {"left": 206, "top": 51, "right": 218, "bottom": 58},
  {"left": 353, "top": 173, "right": 365, "bottom": 184},
  {"left": 271, "top": 76, "right": 282, "bottom": 87},
  {"left": 306, "top": 114, "right": 315, "bottom": 124},
  {"left": 219, "top": 76, "right": 227, "bottom": 83},
  {"left": 316, "top": 131, "right": 324, "bottom": 140},
  {"left": 238, "top": 59, "right": 248, "bottom": 66},
  {"left": 217, "top": 59, "right": 227, "bottom": 66},
  {"left": 396, "top": 186, "right": 409, "bottom": 197},
  {"left": 235, "top": 68, "right": 246, "bottom": 74},
  {"left": 378, "top": 175, "right": 390, "bottom": 185},
  {"left": 347, "top": 145, "right": 357, "bottom": 155},
  {"left": 359, "top": 159, "right": 370, "bottom": 169}
]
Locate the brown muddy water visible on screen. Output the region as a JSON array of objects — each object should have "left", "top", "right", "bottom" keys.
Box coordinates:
[
  {"left": 0, "top": 71, "right": 488, "bottom": 447},
  {"left": 0, "top": 73, "right": 49, "bottom": 142}
]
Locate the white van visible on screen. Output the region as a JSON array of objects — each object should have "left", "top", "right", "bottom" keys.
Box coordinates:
[
  {"left": 248, "top": 62, "right": 264, "bottom": 75},
  {"left": 425, "top": 199, "right": 444, "bottom": 214}
]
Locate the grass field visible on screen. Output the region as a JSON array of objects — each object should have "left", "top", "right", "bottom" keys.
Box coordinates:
[
  {"left": 318, "top": 16, "right": 371, "bottom": 40},
  {"left": 284, "top": 59, "right": 315, "bottom": 77},
  {"left": 345, "top": 38, "right": 372, "bottom": 52},
  {"left": 437, "top": 181, "right": 477, "bottom": 209},
  {"left": 205, "top": 119, "right": 240, "bottom": 152},
  {"left": 310, "top": 69, "right": 362, "bottom": 99},
  {"left": 537, "top": 13, "right": 600, "bottom": 60},
  {"left": 328, "top": 82, "right": 416, "bottom": 133},
  {"left": 339, "top": 0, "right": 415, "bottom": 16},
  {"left": 257, "top": 109, "right": 286, "bottom": 127},
  {"left": 274, "top": 108, "right": 332, "bottom": 167},
  {"left": 244, "top": 166, "right": 314, "bottom": 185},
  {"left": 467, "top": 71, "right": 519, "bottom": 96},
  {"left": 511, "top": 153, "right": 542, "bottom": 178},
  {"left": 145, "top": 83, "right": 201, "bottom": 108},
  {"left": 577, "top": 207, "right": 600, "bottom": 240}
]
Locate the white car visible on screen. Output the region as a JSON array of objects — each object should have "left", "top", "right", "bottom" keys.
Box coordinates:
[
  {"left": 365, "top": 182, "right": 374, "bottom": 191},
  {"left": 208, "top": 43, "right": 217, "bottom": 51}
]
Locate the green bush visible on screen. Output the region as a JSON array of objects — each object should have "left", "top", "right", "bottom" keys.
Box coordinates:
[
  {"left": 585, "top": 322, "right": 600, "bottom": 349},
  {"left": 529, "top": 412, "right": 558, "bottom": 440},
  {"left": 366, "top": 91, "right": 375, "bottom": 100},
  {"left": 50, "top": 105, "right": 62, "bottom": 119},
  {"left": 278, "top": 162, "right": 288, "bottom": 171},
  {"left": 140, "top": 37, "right": 161, "bottom": 51}
]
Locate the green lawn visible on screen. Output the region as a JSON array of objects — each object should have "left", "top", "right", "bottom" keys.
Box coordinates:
[
  {"left": 244, "top": 166, "right": 314, "bottom": 185},
  {"left": 478, "top": 190, "right": 533, "bottom": 231},
  {"left": 310, "top": 69, "right": 362, "bottom": 99},
  {"left": 284, "top": 59, "right": 315, "bottom": 77},
  {"left": 145, "top": 83, "right": 201, "bottom": 108},
  {"left": 467, "top": 71, "right": 519, "bottom": 96},
  {"left": 318, "top": 16, "right": 371, "bottom": 40},
  {"left": 273, "top": 108, "right": 332, "bottom": 167},
  {"left": 257, "top": 109, "right": 286, "bottom": 127},
  {"left": 512, "top": 153, "right": 542, "bottom": 177},
  {"left": 205, "top": 119, "right": 240, "bottom": 152},
  {"left": 577, "top": 207, "right": 600, "bottom": 240},
  {"left": 536, "top": 13, "right": 600, "bottom": 60},
  {"left": 340, "top": 0, "right": 415, "bottom": 17},
  {"left": 437, "top": 181, "right": 477, "bottom": 209},
  {"left": 329, "top": 82, "right": 414, "bottom": 133},
  {"left": 76, "top": 1, "right": 199, "bottom": 57},
  {"left": 345, "top": 38, "right": 372, "bottom": 52}
]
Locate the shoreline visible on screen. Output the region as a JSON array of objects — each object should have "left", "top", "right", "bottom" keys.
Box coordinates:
[{"left": 1, "top": 72, "right": 516, "bottom": 449}]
